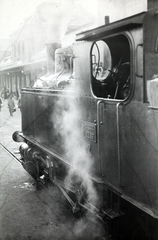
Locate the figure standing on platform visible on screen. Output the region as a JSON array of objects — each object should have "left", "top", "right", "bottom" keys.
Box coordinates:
[
  {"left": 18, "top": 95, "right": 21, "bottom": 111},
  {"left": 8, "top": 96, "right": 15, "bottom": 116},
  {"left": 0, "top": 97, "right": 2, "bottom": 111}
]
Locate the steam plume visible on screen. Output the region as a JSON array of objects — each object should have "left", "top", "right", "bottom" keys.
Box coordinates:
[{"left": 51, "top": 85, "right": 102, "bottom": 237}]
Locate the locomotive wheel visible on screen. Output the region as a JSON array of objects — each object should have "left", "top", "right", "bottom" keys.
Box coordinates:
[{"left": 74, "top": 182, "right": 106, "bottom": 237}]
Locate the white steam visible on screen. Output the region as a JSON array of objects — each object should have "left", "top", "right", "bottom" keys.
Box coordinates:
[{"left": 52, "top": 92, "right": 98, "bottom": 208}]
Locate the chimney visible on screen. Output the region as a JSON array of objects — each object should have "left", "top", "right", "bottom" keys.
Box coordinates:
[
  {"left": 105, "top": 16, "right": 110, "bottom": 25},
  {"left": 46, "top": 43, "right": 61, "bottom": 74},
  {"left": 45, "top": 13, "right": 70, "bottom": 74}
]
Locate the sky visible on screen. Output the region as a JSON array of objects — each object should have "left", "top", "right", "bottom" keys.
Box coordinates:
[
  {"left": 0, "top": 0, "right": 98, "bottom": 38},
  {"left": 0, "top": 0, "right": 148, "bottom": 39},
  {"left": 0, "top": 0, "right": 42, "bottom": 37}
]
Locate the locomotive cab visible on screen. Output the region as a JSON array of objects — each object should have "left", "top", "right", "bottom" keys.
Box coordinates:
[{"left": 74, "top": 10, "right": 158, "bottom": 238}]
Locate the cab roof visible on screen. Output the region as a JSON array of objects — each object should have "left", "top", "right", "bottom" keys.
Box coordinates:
[{"left": 76, "top": 12, "right": 145, "bottom": 41}]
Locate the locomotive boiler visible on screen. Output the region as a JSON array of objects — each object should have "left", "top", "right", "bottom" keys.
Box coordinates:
[{"left": 13, "top": 8, "right": 158, "bottom": 239}]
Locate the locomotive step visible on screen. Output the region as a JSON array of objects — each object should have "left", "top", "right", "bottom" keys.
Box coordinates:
[{"left": 102, "top": 208, "right": 124, "bottom": 219}]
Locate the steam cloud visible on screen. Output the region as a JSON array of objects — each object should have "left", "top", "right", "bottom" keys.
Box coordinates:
[
  {"left": 53, "top": 94, "right": 97, "bottom": 198},
  {"left": 51, "top": 86, "right": 104, "bottom": 237}
]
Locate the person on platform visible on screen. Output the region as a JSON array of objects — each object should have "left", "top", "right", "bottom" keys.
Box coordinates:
[
  {"left": 18, "top": 95, "right": 21, "bottom": 111},
  {"left": 8, "top": 96, "right": 15, "bottom": 116},
  {"left": 0, "top": 97, "right": 2, "bottom": 111}
]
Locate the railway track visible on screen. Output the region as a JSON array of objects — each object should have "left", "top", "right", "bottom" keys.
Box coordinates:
[
  {"left": 0, "top": 114, "right": 22, "bottom": 163},
  {"left": 0, "top": 142, "right": 22, "bottom": 165}
]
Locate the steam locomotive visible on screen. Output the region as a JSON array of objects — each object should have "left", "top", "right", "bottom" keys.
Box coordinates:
[{"left": 13, "top": 8, "right": 158, "bottom": 239}]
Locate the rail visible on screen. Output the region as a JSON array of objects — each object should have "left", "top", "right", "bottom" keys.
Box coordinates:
[{"left": 0, "top": 142, "right": 22, "bottom": 165}]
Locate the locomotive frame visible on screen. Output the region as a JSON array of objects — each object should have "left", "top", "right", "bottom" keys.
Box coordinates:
[{"left": 13, "top": 9, "right": 158, "bottom": 239}]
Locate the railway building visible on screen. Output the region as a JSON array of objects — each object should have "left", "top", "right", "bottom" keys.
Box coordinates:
[{"left": 0, "top": 2, "right": 96, "bottom": 99}]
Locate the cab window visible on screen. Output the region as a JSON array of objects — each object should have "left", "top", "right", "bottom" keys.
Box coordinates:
[{"left": 91, "top": 35, "right": 130, "bottom": 100}]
